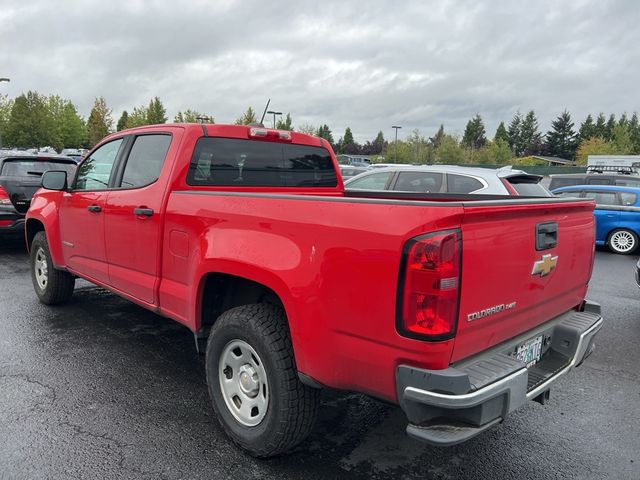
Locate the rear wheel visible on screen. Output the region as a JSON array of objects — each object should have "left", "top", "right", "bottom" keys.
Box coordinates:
[
  {"left": 205, "top": 304, "right": 319, "bottom": 457},
  {"left": 607, "top": 228, "right": 638, "bottom": 255},
  {"left": 30, "top": 231, "right": 75, "bottom": 304}
]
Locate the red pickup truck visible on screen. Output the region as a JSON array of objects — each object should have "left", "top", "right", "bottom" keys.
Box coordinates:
[{"left": 26, "top": 124, "right": 603, "bottom": 457}]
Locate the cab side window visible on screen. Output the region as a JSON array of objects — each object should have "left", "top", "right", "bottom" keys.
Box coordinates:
[
  {"left": 74, "top": 139, "right": 124, "bottom": 191},
  {"left": 120, "top": 135, "right": 171, "bottom": 188}
]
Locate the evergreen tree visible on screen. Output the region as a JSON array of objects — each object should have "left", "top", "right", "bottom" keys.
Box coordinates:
[
  {"left": 117, "top": 111, "right": 129, "bottom": 131},
  {"left": 0, "top": 94, "right": 13, "bottom": 148},
  {"left": 618, "top": 113, "right": 629, "bottom": 129},
  {"left": 342, "top": 127, "right": 354, "bottom": 145},
  {"left": 579, "top": 114, "right": 596, "bottom": 140},
  {"left": 5, "top": 91, "right": 56, "bottom": 148},
  {"left": 605, "top": 114, "right": 616, "bottom": 141},
  {"left": 126, "top": 106, "right": 148, "bottom": 128},
  {"left": 234, "top": 107, "right": 257, "bottom": 125},
  {"left": 146, "top": 96, "right": 167, "bottom": 124},
  {"left": 435, "top": 135, "right": 465, "bottom": 164},
  {"left": 461, "top": 114, "right": 487, "bottom": 149},
  {"left": 494, "top": 121, "right": 509, "bottom": 143},
  {"left": 629, "top": 113, "right": 640, "bottom": 153},
  {"left": 86, "top": 97, "right": 113, "bottom": 147},
  {"left": 594, "top": 113, "right": 607, "bottom": 138},
  {"left": 612, "top": 124, "right": 633, "bottom": 153},
  {"left": 373, "top": 130, "right": 385, "bottom": 153},
  {"left": 507, "top": 111, "right": 522, "bottom": 156},
  {"left": 59, "top": 100, "right": 85, "bottom": 148},
  {"left": 546, "top": 110, "right": 577, "bottom": 160},
  {"left": 276, "top": 113, "right": 293, "bottom": 131},
  {"left": 520, "top": 110, "right": 542, "bottom": 156},
  {"left": 429, "top": 124, "right": 445, "bottom": 149},
  {"left": 316, "top": 124, "right": 334, "bottom": 144}
]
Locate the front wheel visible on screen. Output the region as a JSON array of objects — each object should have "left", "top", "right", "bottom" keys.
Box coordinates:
[
  {"left": 607, "top": 228, "right": 638, "bottom": 255},
  {"left": 30, "top": 231, "right": 75, "bottom": 304},
  {"left": 205, "top": 304, "right": 319, "bottom": 457}
]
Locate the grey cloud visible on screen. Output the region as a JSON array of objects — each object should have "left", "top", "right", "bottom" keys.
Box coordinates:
[{"left": 1, "top": 0, "right": 639, "bottom": 142}]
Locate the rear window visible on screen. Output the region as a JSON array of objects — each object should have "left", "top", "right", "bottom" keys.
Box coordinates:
[
  {"left": 1, "top": 159, "right": 76, "bottom": 177},
  {"left": 583, "top": 191, "right": 620, "bottom": 206},
  {"left": 507, "top": 181, "right": 551, "bottom": 196},
  {"left": 447, "top": 174, "right": 484, "bottom": 193},
  {"left": 549, "top": 177, "right": 583, "bottom": 190},
  {"left": 187, "top": 138, "right": 337, "bottom": 187}
]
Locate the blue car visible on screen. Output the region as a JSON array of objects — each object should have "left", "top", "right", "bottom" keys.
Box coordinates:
[{"left": 552, "top": 185, "right": 640, "bottom": 254}]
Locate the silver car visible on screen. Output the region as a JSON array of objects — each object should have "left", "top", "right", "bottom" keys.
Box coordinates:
[{"left": 344, "top": 165, "right": 550, "bottom": 196}]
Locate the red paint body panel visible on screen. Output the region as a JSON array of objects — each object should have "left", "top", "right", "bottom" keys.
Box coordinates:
[{"left": 26, "top": 124, "right": 597, "bottom": 404}]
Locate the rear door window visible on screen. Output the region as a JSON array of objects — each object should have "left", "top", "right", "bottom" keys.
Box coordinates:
[
  {"left": 188, "top": 138, "right": 337, "bottom": 187},
  {"left": 394, "top": 171, "right": 443, "bottom": 192},
  {"left": 583, "top": 191, "right": 620, "bottom": 206},
  {"left": 119, "top": 134, "right": 171, "bottom": 188},
  {"left": 345, "top": 172, "right": 393, "bottom": 190},
  {"left": 446, "top": 174, "right": 484, "bottom": 193}
]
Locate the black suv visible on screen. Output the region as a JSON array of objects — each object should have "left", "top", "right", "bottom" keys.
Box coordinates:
[
  {"left": 548, "top": 173, "right": 640, "bottom": 191},
  {"left": 0, "top": 152, "right": 77, "bottom": 236}
]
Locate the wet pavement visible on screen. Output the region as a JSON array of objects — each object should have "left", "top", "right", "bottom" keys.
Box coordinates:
[{"left": 1, "top": 236, "right": 639, "bottom": 479}]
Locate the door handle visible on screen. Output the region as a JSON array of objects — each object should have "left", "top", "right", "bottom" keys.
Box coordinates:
[
  {"left": 87, "top": 205, "right": 102, "bottom": 213},
  {"left": 134, "top": 207, "right": 154, "bottom": 217}
]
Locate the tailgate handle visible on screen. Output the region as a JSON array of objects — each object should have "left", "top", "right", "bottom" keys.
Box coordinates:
[{"left": 536, "top": 222, "right": 557, "bottom": 251}]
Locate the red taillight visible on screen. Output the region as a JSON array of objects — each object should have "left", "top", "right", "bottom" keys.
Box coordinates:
[
  {"left": 0, "top": 186, "right": 10, "bottom": 205},
  {"left": 0, "top": 220, "right": 12, "bottom": 227},
  {"left": 397, "top": 229, "right": 461, "bottom": 340}
]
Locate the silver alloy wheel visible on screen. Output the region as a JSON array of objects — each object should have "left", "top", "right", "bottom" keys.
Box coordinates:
[
  {"left": 219, "top": 339, "right": 269, "bottom": 427},
  {"left": 610, "top": 230, "right": 636, "bottom": 253},
  {"left": 34, "top": 247, "right": 48, "bottom": 290}
]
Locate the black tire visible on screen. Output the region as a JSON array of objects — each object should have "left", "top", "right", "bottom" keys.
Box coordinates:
[
  {"left": 607, "top": 228, "right": 638, "bottom": 255},
  {"left": 30, "top": 231, "right": 75, "bottom": 305},
  {"left": 205, "top": 304, "right": 319, "bottom": 457}
]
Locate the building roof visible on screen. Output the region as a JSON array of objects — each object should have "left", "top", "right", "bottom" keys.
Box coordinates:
[{"left": 532, "top": 155, "right": 574, "bottom": 165}]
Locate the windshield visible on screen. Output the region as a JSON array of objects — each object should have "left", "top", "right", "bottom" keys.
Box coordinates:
[{"left": 1, "top": 159, "right": 77, "bottom": 177}]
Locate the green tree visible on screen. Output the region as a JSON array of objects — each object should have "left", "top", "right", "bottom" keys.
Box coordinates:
[
  {"left": 494, "top": 121, "right": 509, "bottom": 143},
  {"left": 507, "top": 112, "right": 522, "bottom": 156},
  {"left": 579, "top": 114, "right": 596, "bottom": 141},
  {"left": 435, "top": 135, "right": 465, "bottom": 164},
  {"left": 5, "top": 91, "right": 55, "bottom": 148},
  {"left": 59, "top": 100, "right": 85, "bottom": 148},
  {"left": 86, "top": 97, "right": 113, "bottom": 147},
  {"left": 461, "top": 114, "right": 487, "bottom": 149},
  {"left": 605, "top": 114, "right": 616, "bottom": 141},
  {"left": 575, "top": 137, "right": 615, "bottom": 165},
  {"left": 429, "top": 124, "right": 445, "bottom": 149},
  {"left": 234, "top": 107, "right": 257, "bottom": 125},
  {"left": 276, "top": 112, "right": 293, "bottom": 131},
  {"left": 117, "top": 111, "right": 129, "bottom": 131},
  {"left": 546, "top": 110, "right": 577, "bottom": 160},
  {"left": 629, "top": 113, "right": 640, "bottom": 153},
  {"left": 372, "top": 130, "right": 385, "bottom": 153},
  {"left": 594, "top": 113, "right": 607, "bottom": 138},
  {"left": 125, "top": 106, "right": 148, "bottom": 128},
  {"left": 612, "top": 123, "right": 633, "bottom": 153},
  {"left": 618, "top": 113, "right": 629, "bottom": 129},
  {"left": 488, "top": 139, "right": 513, "bottom": 164},
  {"left": 174, "top": 109, "right": 214, "bottom": 123},
  {"left": 316, "top": 124, "right": 334, "bottom": 144},
  {"left": 0, "top": 94, "right": 14, "bottom": 148},
  {"left": 146, "top": 96, "right": 167, "bottom": 124},
  {"left": 520, "top": 110, "right": 542, "bottom": 156}
]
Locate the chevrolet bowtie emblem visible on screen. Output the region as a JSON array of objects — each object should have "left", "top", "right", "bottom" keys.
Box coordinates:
[{"left": 531, "top": 254, "right": 558, "bottom": 277}]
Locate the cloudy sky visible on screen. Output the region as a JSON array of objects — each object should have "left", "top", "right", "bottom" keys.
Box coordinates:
[{"left": 1, "top": 0, "right": 639, "bottom": 142}]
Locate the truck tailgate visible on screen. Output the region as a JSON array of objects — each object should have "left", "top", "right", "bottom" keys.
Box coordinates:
[{"left": 451, "top": 199, "right": 595, "bottom": 363}]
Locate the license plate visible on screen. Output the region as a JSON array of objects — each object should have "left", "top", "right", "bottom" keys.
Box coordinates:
[{"left": 514, "top": 335, "right": 543, "bottom": 368}]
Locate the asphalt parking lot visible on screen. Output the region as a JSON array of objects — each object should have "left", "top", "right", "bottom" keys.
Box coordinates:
[{"left": 1, "top": 237, "right": 639, "bottom": 480}]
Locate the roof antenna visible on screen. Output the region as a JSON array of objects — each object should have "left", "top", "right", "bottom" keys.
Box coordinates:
[{"left": 259, "top": 98, "right": 271, "bottom": 127}]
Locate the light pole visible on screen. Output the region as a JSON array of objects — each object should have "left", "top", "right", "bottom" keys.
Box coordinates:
[
  {"left": 266, "top": 110, "right": 282, "bottom": 129},
  {"left": 392, "top": 125, "right": 402, "bottom": 163},
  {"left": 0, "top": 78, "right": 9, "bottom": 149}
]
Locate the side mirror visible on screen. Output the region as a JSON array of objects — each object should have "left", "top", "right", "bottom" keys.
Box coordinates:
[{"left": 41, "top": 170, "right": 68, "bottom": 191}]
